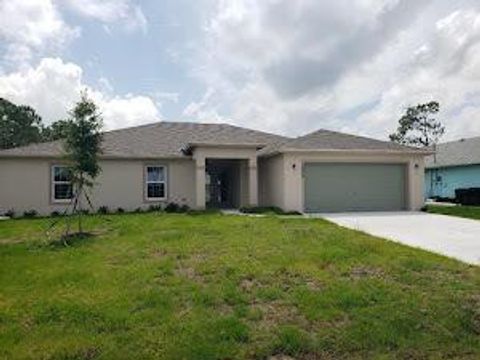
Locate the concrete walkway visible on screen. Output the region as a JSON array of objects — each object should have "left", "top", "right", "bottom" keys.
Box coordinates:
[{"left": 314, "top": 212, "right": 480, "bottom": 266}]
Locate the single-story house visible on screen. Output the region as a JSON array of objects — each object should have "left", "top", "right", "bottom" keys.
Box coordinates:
[
  {"left": 425, "top": 136, "right": 480, "bottom": 199},
  {"left": 0, "top": 121, "right": 430, "bottom": 215}
]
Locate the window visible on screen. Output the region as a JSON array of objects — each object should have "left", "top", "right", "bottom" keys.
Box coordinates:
[
  {"left": 52, "top": 165, "right": 73, "bottom": 202},
  {"left": 145, "top": 166, "right": 166, "bottom": 200}
]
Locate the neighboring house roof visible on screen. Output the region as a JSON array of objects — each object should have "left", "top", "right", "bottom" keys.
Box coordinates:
[
  {"left": 0, "top": 122, "right": 429, "bottom": 159},
  {"left": 0, "top": 122, "right": 288, "bottom": 159},
  {"left": 425, "top": 136, "right": 480, "bottom": 169},
  {"left": 259, "top": 129, "right": 428, "bottom": 156}
]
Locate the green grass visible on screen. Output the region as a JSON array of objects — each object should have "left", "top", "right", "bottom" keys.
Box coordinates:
[
  {"left": 426, "top": 205, "right": 480, "bottom": 220},
  {"left": 0, "top": 213, "right": 479, "bottom": 359}
]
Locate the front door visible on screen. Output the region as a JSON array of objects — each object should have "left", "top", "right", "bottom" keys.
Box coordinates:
[{"left": 206, "top": 168, "right": 232, "bottom": 208}]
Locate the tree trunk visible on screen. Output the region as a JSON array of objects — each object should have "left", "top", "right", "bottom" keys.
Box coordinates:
[{"left": 77, "top": 175, "right": 83, "bottom": 234}]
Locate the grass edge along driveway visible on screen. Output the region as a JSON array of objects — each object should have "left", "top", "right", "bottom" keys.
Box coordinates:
[{"left": 426, "top": 204, "right": 480, "bottom": 221}]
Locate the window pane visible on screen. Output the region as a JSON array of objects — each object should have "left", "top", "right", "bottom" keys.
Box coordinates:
[
  {"left": 55, "top": 184, "right": 73, "bottom": 200},
  {"left": 54, "top": 166, "right": 72, "bottom": 182},
  {"left": 147, "top": 167, "right": 164, "bottom": 182},
  {"left": 147, "top": 183, "right": 165, "bottom": 198}
]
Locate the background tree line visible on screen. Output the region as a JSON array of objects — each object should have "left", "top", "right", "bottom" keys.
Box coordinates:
[{"left": 0, "top": 97, "right": 72, "bottom": 149}]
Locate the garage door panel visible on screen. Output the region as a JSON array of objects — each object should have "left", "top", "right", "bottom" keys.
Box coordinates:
[{"left": 304, "top": 163, "right": 406, "bottom": 212}]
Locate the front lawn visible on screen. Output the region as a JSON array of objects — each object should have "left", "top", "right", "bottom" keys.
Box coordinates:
[
  {"left": 426, "top": 204, "right": 480, "bottom": 220},
  {"left": 0, "top": 213, "right": 479, "bottom": 359}
]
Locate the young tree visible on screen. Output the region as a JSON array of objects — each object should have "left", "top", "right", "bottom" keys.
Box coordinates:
[
  {"left": 389, "top": 101, "right": 444, "bottom": 147},
  {"left": 0, "top": 98, "right": 44, "bottom": 149},
  {"left": 64, "top": 92, "right": 103, "bottom": 234}
]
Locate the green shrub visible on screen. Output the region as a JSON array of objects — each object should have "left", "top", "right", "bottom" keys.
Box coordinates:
[
  {"left": 98, "top": 206, "right": 109, "bottom": 214},
  {"left": 164, "top": 202, "right": 179, "bottom": 213},
  {"left": 4, "top": 209, "right": 15, "bottom": 218},
  {"left": 23, "top": 210, "right": 38, "bottom": 218},
  {"left": 179, "top": 204, "right": 190, "bottom": 213},
  {"left": 50, "top": 211, "right": 61, "bottom": 217},
  {"left": 283, "top": 210, "right": 303, "bottom": 215},
  {"left": 116, "top": 207, "right": 125, "bottom": 214},
  {"left": 163, "top": 202, "right": 190, "bottom": 213},
  {"left": 148, "top": 204, "right": 163, "bottom": 212}
]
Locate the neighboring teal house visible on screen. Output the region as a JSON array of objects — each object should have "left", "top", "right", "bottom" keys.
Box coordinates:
[{"left": 425, "top": 136, "right": 480, "bottom": 199}]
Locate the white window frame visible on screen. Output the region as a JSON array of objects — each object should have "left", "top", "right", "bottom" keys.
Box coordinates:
[
  {"left": 51, "top": 165, "right": 73, "bottom": 203},
  {"left": 145, "top": 165, "right": 167, "bottom": 201}
]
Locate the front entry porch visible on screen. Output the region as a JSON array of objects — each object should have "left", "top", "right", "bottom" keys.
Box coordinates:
[{"left": 193, "top": 146, "right": 259, "bottom": 209}]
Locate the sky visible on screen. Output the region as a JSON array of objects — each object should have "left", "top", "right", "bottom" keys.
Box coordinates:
[{"left": 1, "top": 0, "right": 480, "bottom": 141}]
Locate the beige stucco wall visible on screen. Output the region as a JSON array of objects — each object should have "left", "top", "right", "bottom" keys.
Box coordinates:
[
  {"left": 0, "top": 150, "right": 427, "bottom": 215},
  {"left": 0, "top": 158, "right": 195, "bottom": 216},
  {"left": 260, "top": 151, "right": 426, "bottom": 212},
  {"left": 258, "top": 154, "right": 285, "bottom": 208}
]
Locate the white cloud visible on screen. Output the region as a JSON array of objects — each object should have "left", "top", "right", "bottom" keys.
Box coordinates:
[
  {"left": 153, "top": 92, "right": 180, "bottom": 104},
  {"left": 188, "top": 0, "right": 480, "bottom": 141},
  {"left": 99, "top": 95, "right": 160, "bottom": 129},
  {"left": 182, "top": 88, "right": 226, "bottom": 123},
  {"left": 0, "top": 0, "right": 79, "bottom": 65},
  {"left": 63, "top": 0, "right": 147, "bottom": 33},
  {"left": 0, "top": 0, "right": 148, "bottom": 68},
  {"left": 0, "top": 58, "right": 161, "bottom": 130}
]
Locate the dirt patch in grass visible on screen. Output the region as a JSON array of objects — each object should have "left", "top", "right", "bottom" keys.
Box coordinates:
[
  {"left": 348, "top": 266, "right": 385, "bottom": 280},
  {"left": 0, "top": 237, "right": 25, "bottom": 245},
  {"left": 175, "top": 266, "right": 197, "bottom": 279},
  {"left": 250, "top": 300, "right": 309, "bottom": 330},
  {"left": 275, "top": 270, "right": 323, "bottom": 292},
  {"left": 151, "top": 248, "right": 168, "bottom": 258},
  {"left": 240, "top": 277, "right": 262, "bottom": 292}
]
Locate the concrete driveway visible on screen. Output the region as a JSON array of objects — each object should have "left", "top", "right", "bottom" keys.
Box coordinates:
[{"left": 315, "top": 212, "right": 480, "bottom": 265}]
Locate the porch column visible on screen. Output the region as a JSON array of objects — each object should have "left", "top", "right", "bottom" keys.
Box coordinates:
[
  {"left": 195, "top": 157, "right": 206, "bottom": 209},
  {"left": 248, "top": 157, "right": 258, "bottom": 206}
]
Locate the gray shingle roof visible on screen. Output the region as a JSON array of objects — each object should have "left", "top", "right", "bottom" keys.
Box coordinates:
[
  {"left": 425, "top": 136, "right": 480, "bottom": 168},
  {"left": 0, "top": 122, "right": 429, "bottom": 159},
  {"left": 259, "top": 129, "right": 428, "bottom": 155},
  {"left": 0, "top": 121, "right": 288, "bottom": 159}
]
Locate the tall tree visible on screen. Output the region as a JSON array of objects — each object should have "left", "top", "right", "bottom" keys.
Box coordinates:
[
  {"left": 64, "top": 92, "right": 103, "bottom": 234},
  {"left": 43, "top": 119, "right": 73, "bottom": 141},
  {"left": 389, "top": 101, "right": 444, "bottom": 147},
  {"left": 0, "top": 98, "right": 44, "bottom": 149}
]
